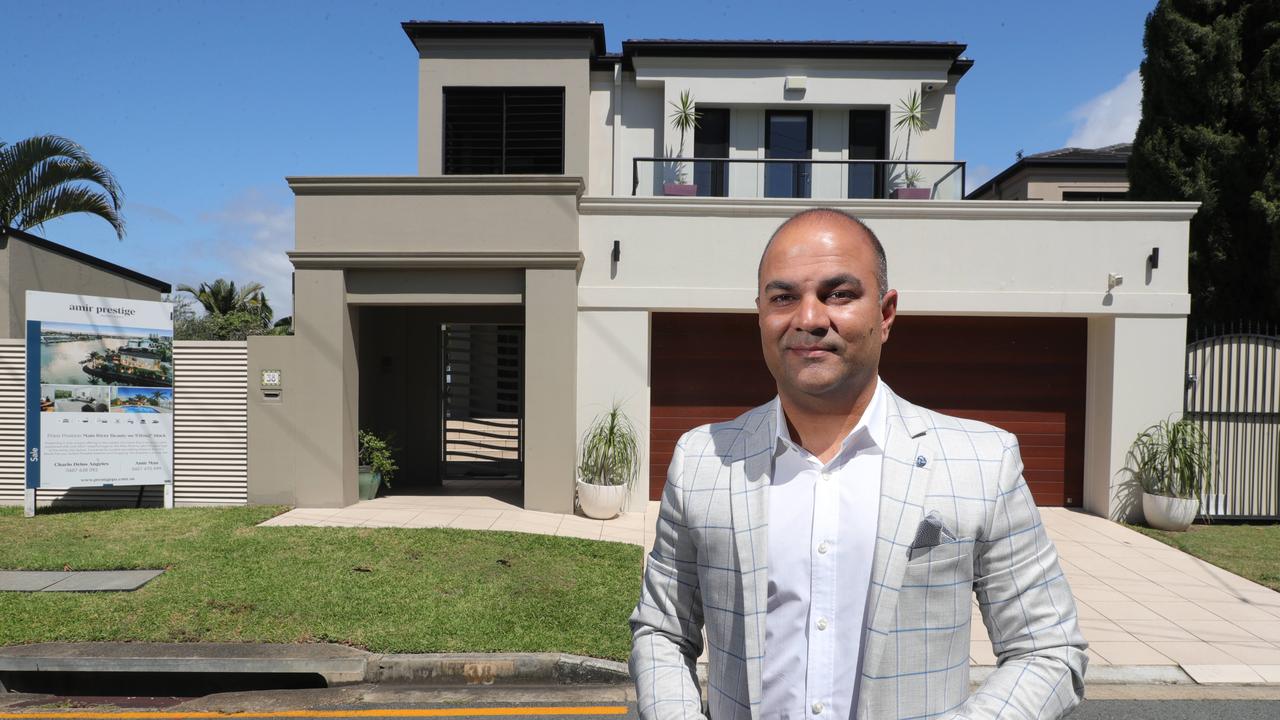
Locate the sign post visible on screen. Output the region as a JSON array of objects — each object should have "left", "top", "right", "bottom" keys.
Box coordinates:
[{"left": 24, "top": 291, "right": 175, "bottom": 516}]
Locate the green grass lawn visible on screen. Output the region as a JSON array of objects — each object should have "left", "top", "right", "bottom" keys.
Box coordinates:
[
  {"left": 1130, "top": 522, "right": 1280, "bottom": 593},
  {"left": 0, "top": 506, "right": 643, "bottom": 662}
]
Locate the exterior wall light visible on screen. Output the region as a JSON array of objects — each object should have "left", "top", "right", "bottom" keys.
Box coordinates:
[
  {"left": 784, "top": 76, "right": 807, "bottom": 92},
  {"left": 1148, "top": 247, "right": 1159, "bottom": 269},
  {"left": 612, "top": 240, "right": 621, "bottom": 263}
]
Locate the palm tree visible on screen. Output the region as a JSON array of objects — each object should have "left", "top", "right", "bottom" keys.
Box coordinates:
[
  {"left": 0, "top": 134, "right": 125, "bottom": 239},
  {"left": 177, "top": 279, "right": 273, "bottom": 324}
]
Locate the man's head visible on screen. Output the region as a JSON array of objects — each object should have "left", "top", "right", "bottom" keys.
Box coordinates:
[{"left": 755, "top": 208, "right": 897, "bottom": 404}]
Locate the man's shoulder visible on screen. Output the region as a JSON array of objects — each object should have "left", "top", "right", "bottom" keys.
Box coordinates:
[
  {"left": 675, "top": 402, "right": 773, "bottom": 456},
  {"left": 892, "top": 391, "right": 1018, "bottom": 456}
]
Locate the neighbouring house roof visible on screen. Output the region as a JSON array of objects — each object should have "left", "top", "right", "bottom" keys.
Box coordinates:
[
  {"left": 965, "top": 143, "right": 1132, "bottom": 200},
  {"left": 1, "top": 226, "right": 171, "bottom": 293},
  {"left": 400, "top": 21, "right": 972, "bottom": 77},
  {"left": 401, "top": 20, "right": 608, "bottom": 55}
]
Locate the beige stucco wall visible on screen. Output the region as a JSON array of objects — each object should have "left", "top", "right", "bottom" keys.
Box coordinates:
[
  {"left": 246, "top": 335, "right": 299, "bottom": 504},
  {"left": 260, "top": 178, "right": 584, "bottom": 510},
  {"left": 1, "top": 235, "right": 165, "bottom": 339},
  {"left": 414, "top": 38, "right": 594, "bottom": 181}
]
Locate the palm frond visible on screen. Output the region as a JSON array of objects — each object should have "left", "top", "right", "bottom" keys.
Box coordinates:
[{"left": 0, "top": 134, "right": 124, "bottom": 239}]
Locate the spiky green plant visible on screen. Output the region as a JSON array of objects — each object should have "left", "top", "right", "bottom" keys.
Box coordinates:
[
  {"left": 892, "top": 90, "right": 928, "bottom": 188},
  {"left": 177, "top": 279, "right": 272, "bottom": 324},
  {"left": 1129, "top": 417, "right": 1213, "bottom": 501},
  {"left": 578, "top": 404, "right": 641, "bottom": 489},
  {"left": 0, "top": 134, "right": 125, "bottom": 239},
  {"left": 667, "top": 89, "right": 701, "bottom": 184}
]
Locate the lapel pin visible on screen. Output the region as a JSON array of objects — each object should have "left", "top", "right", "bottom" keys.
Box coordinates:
[{"left": 916, "top": 455, "right": 927, "bottom": 468}]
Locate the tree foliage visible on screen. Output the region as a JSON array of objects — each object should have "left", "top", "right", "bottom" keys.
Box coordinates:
[
  {"left": 177, "top": 278, "right": 273, "bottom": 325},
  {"left": 1129, "top": 0, "right": 1280, "bottom": 325},
  {"left": 0, "top": 134, "right": 125, "bottom": 239},
  {"left": 170, "top": 280, "right": 285, "bottom": 341}
]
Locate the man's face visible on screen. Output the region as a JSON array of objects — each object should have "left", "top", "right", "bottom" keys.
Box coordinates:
[{"left": 756, "top": 219, "right": 897, "bottom": 402}]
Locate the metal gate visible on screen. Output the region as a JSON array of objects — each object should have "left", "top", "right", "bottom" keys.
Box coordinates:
[
  {"left": 1184, "top": 323, "right": 1280, "bottom": 519},
  {"left": 440, "top": 323, "right": 523, "bottom": 482}
]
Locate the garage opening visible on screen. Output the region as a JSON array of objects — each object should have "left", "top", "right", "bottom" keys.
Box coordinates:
[
  {"left": 650, "top": 313, "right": 1086, "bottom": 506},
  {"left": 357, "top": 306, "right": 523, "bottom": 503}
]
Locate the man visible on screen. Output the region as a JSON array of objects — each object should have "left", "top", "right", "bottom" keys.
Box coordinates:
[{"left": 630, "top": 208, "right": 1087, "bottom": 719}]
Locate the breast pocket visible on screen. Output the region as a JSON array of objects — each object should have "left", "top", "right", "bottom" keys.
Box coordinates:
[{"left": 898, "top": 539, "right": 975, "bottom": 654}]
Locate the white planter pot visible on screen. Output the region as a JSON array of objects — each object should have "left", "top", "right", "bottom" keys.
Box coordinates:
[
  {"left": 576, "top": 479, "right": 629, "bottom": 520},
  {"left": 1142, "top": 491, "right": 1199, "bottom": 531}
]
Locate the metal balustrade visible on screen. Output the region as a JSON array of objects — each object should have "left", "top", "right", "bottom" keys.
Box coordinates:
[{"left": 631, "top": 157, "right": 966, "bottom": 200}]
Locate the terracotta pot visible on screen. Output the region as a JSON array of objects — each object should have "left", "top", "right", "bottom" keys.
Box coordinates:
[
  {"left": 1142, "top": 491, "right": 1198, "bottom": 531},
  {"left": 663, "top": 182, "right": 698, "bottom": 196},
  {"left": 576, "top": 479, "right": 629, "bottom": 519},
  {"left": 890, "top": 187, "right": 932, "bottom": 200}
]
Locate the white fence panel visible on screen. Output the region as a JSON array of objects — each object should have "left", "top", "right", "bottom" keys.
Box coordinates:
[{"left": 0, "top": 339, "right": 249, "bottom": 507}]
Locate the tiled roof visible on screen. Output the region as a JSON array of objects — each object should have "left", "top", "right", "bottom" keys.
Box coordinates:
[{"left": 966, "top": 144, "right": 1131, "bottom": 199}]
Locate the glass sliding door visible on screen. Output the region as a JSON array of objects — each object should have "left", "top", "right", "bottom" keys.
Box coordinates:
[
  {"left": 693, "top": 108, "right": 730, "bottom": 197},
  {"left": 765, "top": 110, "right": 811, "bottom": 198},
  {"left": 849, "top": 109, "right": 888, "bottom": 199}
]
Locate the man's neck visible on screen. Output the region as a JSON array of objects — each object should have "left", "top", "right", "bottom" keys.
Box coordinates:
[{"left": 779, "top": 377, "right": 878, "bottom": 464}]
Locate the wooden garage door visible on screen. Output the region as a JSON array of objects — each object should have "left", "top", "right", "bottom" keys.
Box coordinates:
[{"left": 649, "top": 313, "right": 1086, "bottom": 506}]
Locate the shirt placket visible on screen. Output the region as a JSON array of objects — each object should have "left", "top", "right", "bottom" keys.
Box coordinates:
[{"left": 806, "top": 459, "right": 838, "bottom": 716}]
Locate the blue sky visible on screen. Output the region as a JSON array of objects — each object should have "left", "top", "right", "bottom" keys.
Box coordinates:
[{"left": 6, "top": 0, "right": 1153, "bottom": 317}]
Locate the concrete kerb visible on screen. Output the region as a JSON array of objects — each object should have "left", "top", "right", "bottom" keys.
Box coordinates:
[
  {"left": 0, "top": 644, "right": 630, "bottom": 689},
  {"left": 0, "top": 644, "right": 1257, "bottom": 691}
]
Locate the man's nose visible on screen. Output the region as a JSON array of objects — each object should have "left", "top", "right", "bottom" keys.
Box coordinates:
[{"left": 793, "top": 292, "right": 829, "bottom": 333}]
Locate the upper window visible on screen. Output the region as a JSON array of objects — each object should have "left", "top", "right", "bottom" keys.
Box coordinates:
[{"left": 443, "top": 87, "right": 565, "bottom": 174}]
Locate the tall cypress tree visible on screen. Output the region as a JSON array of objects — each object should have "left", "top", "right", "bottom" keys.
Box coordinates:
[{"left": 1129, "top": 0, "right": 1280, "bottom": 328}]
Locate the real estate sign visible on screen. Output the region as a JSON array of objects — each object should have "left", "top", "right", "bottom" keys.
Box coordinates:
[{"left": 24, "top": 291, "right": 175, "bottom": 514}]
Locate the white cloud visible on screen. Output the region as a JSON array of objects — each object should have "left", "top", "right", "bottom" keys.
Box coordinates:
[
  {"left": 181, "top": 188, "right": 294, "bottom": 319},
  {"left": 1066, "top": 69, "right": 1141, "bottom": 148}
]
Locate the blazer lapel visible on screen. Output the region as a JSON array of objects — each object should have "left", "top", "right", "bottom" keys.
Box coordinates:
[
  {"left": 730, "top": 403, "right": 775, "bottom": 720},
  {"left": 860, "top": 389, "right": 933, "bottom": 698}
]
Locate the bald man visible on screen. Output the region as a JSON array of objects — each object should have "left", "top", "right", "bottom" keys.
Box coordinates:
[{"left": 630, "top": 208, "right": 1087, "bottom": 720}]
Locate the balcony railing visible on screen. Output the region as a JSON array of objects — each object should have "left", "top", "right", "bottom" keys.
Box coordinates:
[{"left": 631, "top": 157, "right": 966, "bottom": 200}]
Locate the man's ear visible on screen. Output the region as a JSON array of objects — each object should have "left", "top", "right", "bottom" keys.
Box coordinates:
[{"left": 880, "top": 289, "right": 899, "bottom": 342}]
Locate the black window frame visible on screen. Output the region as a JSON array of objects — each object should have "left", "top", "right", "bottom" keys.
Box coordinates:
[
  {"left": 848, "top": 108, "right": 889, "bottom": 199},
  {"left": 693, "top": 107, "right": 731, "bottom": 197},
  {"left": 442, "top": 86, "right": 566, "bottom": 175},
  {"left": 764, "top": 109, "right": 813, "bottom": 199}
]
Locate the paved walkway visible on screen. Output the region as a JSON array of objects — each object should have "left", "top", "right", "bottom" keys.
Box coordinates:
[
  {"left": 262, "top": 499, "right": 1280, "bottom": 685},
  {"left": 0, "top": 569, "right": 163, "bottom": 592}
]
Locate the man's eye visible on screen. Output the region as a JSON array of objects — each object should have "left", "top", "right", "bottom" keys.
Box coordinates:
[
  {"left": 770, "top": 294, "right": 794, "bottom": 303},
  {"left": 829, "top": 290, "right": 855, "bottom": 300}
]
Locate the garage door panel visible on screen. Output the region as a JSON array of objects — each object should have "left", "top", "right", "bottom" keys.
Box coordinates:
[{"left": 651, "top": 314, "right": 1085, "bottom": 506}]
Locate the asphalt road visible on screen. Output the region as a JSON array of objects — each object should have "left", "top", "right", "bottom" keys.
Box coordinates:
[{"left": 3, "top": 686, "right": 1280, "bottom": 719}]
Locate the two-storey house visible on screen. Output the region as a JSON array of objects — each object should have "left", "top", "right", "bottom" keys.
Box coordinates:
[{"left": 247, "top": 21, "right": 1196, "bottom": 523}]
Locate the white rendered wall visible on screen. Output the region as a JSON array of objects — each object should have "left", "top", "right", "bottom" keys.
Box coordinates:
[
  {"left": 1084, "top": 316, "right": 1188, "bottom": 520},
  {"left": 575, "top": 309, "right": 651, "bottom": 511},
  {"left": 576, "top": 200, "right": 1194, "bottom": 317}
]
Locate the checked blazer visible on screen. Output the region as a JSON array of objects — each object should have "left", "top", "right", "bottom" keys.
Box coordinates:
[{"left": 630, "top": 386, "right": 1088, "bottom": 720}]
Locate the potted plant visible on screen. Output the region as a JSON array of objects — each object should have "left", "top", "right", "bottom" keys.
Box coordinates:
[
  {"left": 576, "top": 403, "right": 641, "bottom": 519},
  {"left": 663, "top": 89, "right": 700, "bottom": 197},
  {"left": 357, "top": 428, "right": 397, "bottom": 501},
  {"left": 1129, "top": 417, "right": 1213, "bottom": 531},
  {"left": 890, "top": 89, "right": 931, "bottom": 199}
]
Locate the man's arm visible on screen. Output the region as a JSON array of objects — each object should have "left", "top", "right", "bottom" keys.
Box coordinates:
[
  {"left": 629, "top": 436, "right": 707, "bottom": 719},
  {"left": 956, "top": 435, "right": 1088, "bottom": 719}
]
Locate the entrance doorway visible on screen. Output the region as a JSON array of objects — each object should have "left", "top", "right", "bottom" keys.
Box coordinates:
[{"left": 357, "top": 306, "right": 523, "bottom": 502}]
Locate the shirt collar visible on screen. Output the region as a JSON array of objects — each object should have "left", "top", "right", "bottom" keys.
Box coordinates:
[{"left": 773, "top": 376, "right": 888, "bottom": 458}]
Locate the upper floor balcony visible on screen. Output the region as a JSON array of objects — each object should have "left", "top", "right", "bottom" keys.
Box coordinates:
[{"left": 631, "top": 157, "right": 966, "bottom": 200}]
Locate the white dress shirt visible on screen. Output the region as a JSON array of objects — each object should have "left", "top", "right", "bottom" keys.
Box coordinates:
[{"left": 762, "top": 377, "right": 887, "bottom": 719}]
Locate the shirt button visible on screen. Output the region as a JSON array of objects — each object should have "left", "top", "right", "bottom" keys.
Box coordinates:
[
  {"left": 816, "top": 617, "right": 828, "bottom": 631},
  {"left": 812, "top": 701, "right": 825, "bottom": 715},
  {"left": 820, "top": 472, "right": 831, "bottom": 481},
  {"left": 817, "top": 542, "right": 829, "bottom": 554}
]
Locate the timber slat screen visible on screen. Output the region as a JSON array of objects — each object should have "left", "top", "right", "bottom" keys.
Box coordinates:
[
  {"left": 1185, "top": 324, "right": 1280, "bottom": 520},
  {"left": 440, "top": 324, "right": 523, "bottom": 481}
]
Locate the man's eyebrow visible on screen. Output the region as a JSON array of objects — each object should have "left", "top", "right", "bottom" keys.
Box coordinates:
[
  {"left": 763, "top": 279, "right": 797, "bottom": 293},
  {"left": 820, "top": 273, "right": 863, "bottom": 291}
]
